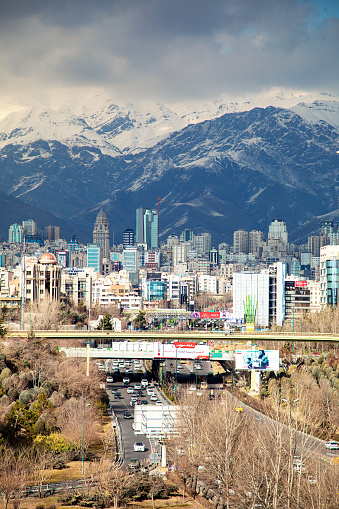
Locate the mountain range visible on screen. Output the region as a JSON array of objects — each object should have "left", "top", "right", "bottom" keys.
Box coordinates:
[{"left": 0, "top": 91, "right": 339, "bottom": 246}]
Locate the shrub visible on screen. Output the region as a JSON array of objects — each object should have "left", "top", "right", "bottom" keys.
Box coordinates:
[{"left": 0, "top": 367, "right": 12, "bottom": 383}]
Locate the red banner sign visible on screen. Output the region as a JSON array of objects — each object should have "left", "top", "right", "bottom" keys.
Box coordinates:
[
  {"left": 174, "top": 342, "right": 196, "bottom": 349},
  {"left": 295, "top": 281, "right": 307, "bottom": 287}
]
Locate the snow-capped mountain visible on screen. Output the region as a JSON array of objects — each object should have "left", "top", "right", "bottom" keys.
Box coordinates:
[{"left": 1, "top": 91, "right": 339, "bottom": 244}]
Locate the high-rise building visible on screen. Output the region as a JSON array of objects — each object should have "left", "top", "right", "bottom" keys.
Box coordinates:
[
  {"left": 8, "top": 224, "right": 24, "bottom": 243},
  {"left": 45, "top": 225, "right": 60, "bottom": 242},
  {"left": 321, "top": 221, "right": 334, "bottom": 236},
  {"left": 320, "top": 245, "right": 339, "bottom": 308},
  {"left": 123, "top": 247, "right": 138, "bottom": 272},
  {"left": 93, "top": 209, "right": 110, "bottom": 260},
  {"left": 268, "top": 219, "right": 288, "bottom": 243},
  {"left": 87, "top": 244, "right": 102, "bottom": 273},
  {"left": 22, "top": 219, "right": 37, "bottom": 236},
  {"left": 180, "top": 229, "right": 194, "bottom": 242},
  {"left": 194, "top": 233, "right": 211, "bottom": 254},
  {"left": 123, "top": 228, "right": 135, "bottom": 249},
  {"left": 233, "top": 230, "right": 249, "bottom": 254},
  {"left": 307, "top": 234, "right": 329, "bottom": 257},
  {"left": 249, "top": 230, "right": 264, "bottom": 255},
  {"left": 135, "top": 208, "right": 158, "bottom": 249}
]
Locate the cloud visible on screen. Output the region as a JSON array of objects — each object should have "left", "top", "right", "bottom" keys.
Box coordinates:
[{"left": 0, "top": 0, "right": 338, "bottom": 106}]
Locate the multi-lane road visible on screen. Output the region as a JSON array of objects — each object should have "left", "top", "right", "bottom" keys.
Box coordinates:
[{"left": 106, "top": 359, "right": 169, "bottom": 468}]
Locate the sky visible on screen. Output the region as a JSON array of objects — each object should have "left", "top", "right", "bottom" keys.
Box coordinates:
[{"left": 0, "top": 0, "right": 338, "bottom": 108}]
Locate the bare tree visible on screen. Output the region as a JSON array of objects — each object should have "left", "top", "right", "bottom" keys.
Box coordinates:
[
  {"left": 26, "top": 300, "right": 61, "bottom": 330},
  {"left": 0, "top": 447, "right": 29, "bottom": 509}
]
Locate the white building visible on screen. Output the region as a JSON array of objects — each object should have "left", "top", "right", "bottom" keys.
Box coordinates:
[{"left": 233, "top": 272, "right": 270, "bottom": 327}]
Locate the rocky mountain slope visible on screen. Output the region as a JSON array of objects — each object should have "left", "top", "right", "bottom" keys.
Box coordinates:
[{"left": 0, "top": 94, "right": 339, "bottom": 245}]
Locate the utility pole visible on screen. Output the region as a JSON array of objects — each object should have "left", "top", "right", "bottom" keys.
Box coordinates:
[{"left": 156, "top": 197, "right": 166, "bottom": 249}]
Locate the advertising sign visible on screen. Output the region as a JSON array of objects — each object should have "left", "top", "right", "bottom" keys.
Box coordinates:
[
  {"left": 191, "top": 311, "right": 244, "bottom": 324},
  {"left": 153, "top": 342, "right": 209, "bottom": 360},
  {"left": 235, "top": 350, "right": 279, "bottom": 371},
  {"left": 295, "top": 281, "right": 307, "bottom": 287}
]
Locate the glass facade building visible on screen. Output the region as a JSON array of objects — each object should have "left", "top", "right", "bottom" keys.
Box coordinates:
[{"left": 87, "top": 244, "right": 102, "bottom": 273}]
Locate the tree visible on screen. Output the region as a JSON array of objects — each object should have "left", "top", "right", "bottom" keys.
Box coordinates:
[
  {"left": 133, "top": 311, "right": 146, "bottom": 330},
  {"left": 0, "top": 318, "right": 6, "bottom": 338},
  {"left": 0, "top": 447, "right": 29, "bottom": 509}
]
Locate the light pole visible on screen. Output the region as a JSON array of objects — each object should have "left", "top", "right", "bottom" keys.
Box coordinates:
[{"left": 81, "top": 402, "right": 90, "bottom": 475}]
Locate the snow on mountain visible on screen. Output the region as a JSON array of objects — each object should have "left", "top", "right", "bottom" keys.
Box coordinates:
[
  {"left": 291, "top": 99, "right": 339, "bottom": 128},
  {"left": 0, "top": 105, "right": 121, "bottom": 157}
]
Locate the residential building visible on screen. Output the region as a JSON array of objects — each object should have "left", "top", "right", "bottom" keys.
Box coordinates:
[
  {"left": 249, "top": 230, "right": 264, "bottom": 256},
  {"left": 123, "top": 247, "right": 138, "bottom": 273},
  {"left": 172, "top": 244, "right": 188, "bottom": 267},
  {"left": 22, "top": 219, "right": 37, "bottom": 236},
  {"left": 194, "top": 233, "right": 211, "bottom": 254},
  {"left": 284, "top": 278, "right": 310, "bottom": 321},
  {"left": 180, "top": 229, "right": 194, "bottom": 242},
  {"left": 61, "top": 268, "right": 95, "bottom": 307},
  {"left": 308, "top": 234, "right": 329, "bottom": 257},
  {"left": 123, "top": 228, "right": 135, "bottom": 249},
  {"left": 45, "top": 225, "right": 60, "bottom": 242},
  {"left": 233, "top": 230, "right": 249, "bottom": 254},
  {"left": 24, "top": 253, "right": 62, "bottom": 302},
  {"left": 268, "top": 219, "right": 288, "bottom": 243},
  {"left": 93, "top": 209, "right": 110, "bottom": 260},
  {"left": 9, "top": 224, "right": 24, "bottom": 243}
]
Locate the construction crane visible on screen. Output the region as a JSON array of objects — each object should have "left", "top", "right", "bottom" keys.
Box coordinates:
[{"left": 156, "top": 197, "right": 166, "bottom": 248}]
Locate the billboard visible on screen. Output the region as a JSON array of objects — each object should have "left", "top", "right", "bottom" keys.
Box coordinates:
[
  {"left": 235, "top": 350, "right": 279, "bottom": 371},
  {"left": 153, "top": 342, "right": 209, "bottom": 360},
  {"left": 191, "top": 311, "right": 244, "bottom": 324}
]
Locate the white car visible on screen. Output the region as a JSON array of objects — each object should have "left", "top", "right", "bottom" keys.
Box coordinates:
[
  {"left": 106, "top": 376, "right": 113, "bottom": 383},
  {"left": 147, "top": 388, "right": 154, "bottom": 396},
  {"left": 325, "top": 440, "right": 339, "bottom": 450},
  {"left": 156, "top": 400, "right": 163, "bottom": 406},
  {"left": 134, "top": 383, "right": 142, "bottom": 390},
  {"left": 134, "top": 442, "right": 145, "bottom": 452},
  {"left": 126, "top": 387, "right": 134, "bottom": 394},
  {"left": 150, "top": 394, "right": 158, "bottom": 401}
]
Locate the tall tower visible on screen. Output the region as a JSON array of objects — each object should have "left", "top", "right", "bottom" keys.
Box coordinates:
[
  {"left": 136, "top": 207, "right": 158, "bottom": 249},
  {"left": 93, "top": 209, "right": 110, "bottom": 260}
]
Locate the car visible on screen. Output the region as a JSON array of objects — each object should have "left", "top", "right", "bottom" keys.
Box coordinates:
[
  {"left": 150, "top": 394, "right": 158, "bottom": 401},
  {"left": 156, "top": 400, "right": 163, "bottom": 406},
  {"left": 137, "top": 369, "right": 143, "bottom": 375},
  {"left": 127, "top": 387, "right": 134, "bottom": 394},
  {"left": 106, "top": 376, "right": 113, "bottom": 383},
  {"left": 134, "top": 442, "right": 145, "bottom": 452},
  {"left": 147, "top": 386, "right": 154, "bottom": 395},
  {"left": 195, "top": 365, "right": 203, "bottom": 370},
  {"left": 130, "top": 395, "right": 137, "bottom": 402},
  {"left": 141, "top": 378, "right": 148, "bottom": 387},
  {"left": 235, "top": 406, "right": 243, "bottom": 412},
  {"left": 123, "top": 377, "right": 130, "bottom": 385},
  {"left": 124, "top": 411, "right": 133, "bottom": 419},
  {"left": 128, "top": 458, "right": 141, "bottom": 470},
  {"left": 201, "top": 381, "right": 208, "bottom": 389},
  {"left": 325, "top": 440, "right": 339, "bottom": 450},
  {"left": 134, "top": 383, "right": 142, "bottom": 390},
  {"left": 136, "top": 390, "right": 143, "bottom": 397},
  {"left": 114, "top": 392, "right": 121, "bottom": 399},
  {"left": 141, "top": 399, "right": 148, "bottom": 405},
  {"left": 127, "top": 369, "right": 134, "bottom": 374}
]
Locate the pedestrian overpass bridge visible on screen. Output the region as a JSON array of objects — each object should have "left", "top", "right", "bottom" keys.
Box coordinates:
[{"left": 59, "top": 342, "right": 235, "bottom": 361}]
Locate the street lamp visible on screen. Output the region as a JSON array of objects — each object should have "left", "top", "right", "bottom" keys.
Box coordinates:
[{"left": 81, "top": 402, "right": 90, "bottom": 475}]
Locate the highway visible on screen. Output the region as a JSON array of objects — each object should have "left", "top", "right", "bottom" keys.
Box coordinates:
[{"left": 106, "top": 360, "right": 169, "bottom": 468}]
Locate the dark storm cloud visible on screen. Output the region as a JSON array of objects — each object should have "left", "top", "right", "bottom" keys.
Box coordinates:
[{"left": 0, "top": 0, "right": 338, "bottom": 103}]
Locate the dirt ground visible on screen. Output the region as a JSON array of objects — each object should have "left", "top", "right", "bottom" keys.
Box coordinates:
[{"left": 0, "top": 494, "right": 207, "bottom": 509}]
